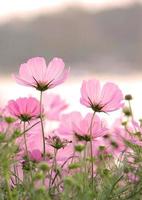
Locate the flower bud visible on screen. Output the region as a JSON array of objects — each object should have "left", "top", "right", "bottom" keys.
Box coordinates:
[
  {"left": 35, "top": 186, "right": 46, "bottom": 193},
  {"left": 5, "top": 117, "right": 16, "bottom": 124},
  {"left": 125, "top": 94, "right": 132, "bottom": 101},
  {"left": 123, "top": 107, "right": 131, "bottom": 116},
  {"left": 38, "top": 162, "right": 49, "bottom": 172},
  {"left": 68, "top": 162, "right": 81, "bottom": 170},
  {"left": 110, "top": 141, "right": 119, "bottom": 149},
  {"left": 0, "top": 134, "right": 5, "bottom": 141},
  {"left": 103, "top": 168, "right": 110, "bottom": 176},
  {"left": 33, "top": 172, "right": 44, "bottom": 181},
  {"left": 122, "top": 121, "right": 127, "bottom": 126},
  {"left": 99, "top": 146, "right": 106, "bottom": 151},
  {"left": 74, "top": 144, "right": 85, "bottom": 152},
  {"left": 139, "top": 119, "right": 142, "bottom": 126}
]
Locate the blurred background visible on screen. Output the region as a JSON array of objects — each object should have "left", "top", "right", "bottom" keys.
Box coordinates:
[{"left": 0, "top": 0, "right": 142, "bottom": 118}]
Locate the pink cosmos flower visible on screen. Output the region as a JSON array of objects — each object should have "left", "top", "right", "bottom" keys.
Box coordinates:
[
  {"left": 56, "top": 143, "right": 74, "bottom": 165},
  {"left": 14, "top": 57, "right": 69, "bottom": 91},
  {"left": 58, "top": 112, "right": 83, "bottom": 140},
  {"left": 43, "top": 93, "right": 68, "bottom": 121},
  {"left": 131, "top": 120, "right": 142, "bottom": 134},
  {"left": 80, "top": 79, "right": 123, "bottom": 112},
  {"left": 102, "top": 118, "right": 142, "bottom": 157},
  {"left": 16, "top": 122, "right": 52, "bottom": 161},
  {"left": 58, "top": 111, "right": 107, "bottom": 141},
  {"left": 0, "top": 105, "right": 16, "bottom": 124},
  {"left": 73, "top": 113, "right": 107, "bottom": 141},
  {"left": 7, "top": 97, "right": 41, "bottom": 122},
  {"left": 101, "top": 119, "right": 129, "bottom": 156},
  {"left": 92, "top": 139, "right": 110, "bottom": 157},
  {"left": 29, "top": 149, "right": 42, "bottom": 162}
]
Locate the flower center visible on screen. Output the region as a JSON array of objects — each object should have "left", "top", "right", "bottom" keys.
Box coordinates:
[
  {"left": 36, "top": 82, "right": 49, "bottom": 92},
  {"left": 19, "top": 114, "right": 32, "bottom": 122},
  {"left": 91, "top": 104, "right": 103, "bottom": 112},
  {"left": 75, "top": 133, "right": 91, "bottom": 142}
]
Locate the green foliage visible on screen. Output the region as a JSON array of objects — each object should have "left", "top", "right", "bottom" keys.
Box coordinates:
[
  {"left": 1, "top": 104, "right": 142, "bottom": 199},
  {"left": 62, "top": 173, "right": 95, "bottom": 200}
]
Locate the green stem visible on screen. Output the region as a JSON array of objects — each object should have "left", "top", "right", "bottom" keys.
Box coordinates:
[
  {"left": 83, "top": 143, "right": 87, "bottom": 189},
  {"left": 49, "top": 148, "right": 58, "bottom": 188},
  {"left": 84, "top": 141, "right": 87, "bottom": 175},
  {"left": 40, "top": 91, "right": 46, "bottom": 160},
  {"left": 128, "top": 100, "right": 137, "bottom": 133},
  {"left": 23, "top": 122, "right": 29, "bottom": 160},
  {"left": 10, "top": 170, "right": 23, "bottom": 184},
  {"left": 5, "top": 173, "right": 13, "bottom": 200},
  {"left": 13, "top": 164, "right": 18, "bottom": 185},
  {"left": 128, "top": 100, "right": 134, "bottom": 121},
  {"left": 23, "top": 122, "right": 32, "bottom": 179},
  {"left": 89, "top": 112, "right": 95, "bottom": 187},
  {"left": 20, "top": 121, "right": 40, "bottom": 136},
  {"left": 51, "top": 155, "right": 78, "bottom": 186}
]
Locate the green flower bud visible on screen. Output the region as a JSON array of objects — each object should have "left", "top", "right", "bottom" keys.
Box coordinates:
[
  {"left": 5, "top": 117, "right": 16, "bottom": 124},
  {"left": 99, "top": 146, "right": 106, "bottom": 151},
  {"left": 122, "top": 121, "right": 127, "bottom": 126},
  {"left": 0, "top": 134, "right": 5, "bottom": 141},
  {"left": 38, "top": 162, "right": 49, "bottom": 172},
  {"left": 103, "top": 169, "right": 110, "bottom": 176},
  {"left": 74, "top": 144, "right": 85, "bottom": 152},
  {"left": 68, "top": 162, "right": 81, "bottom": 170},
  {"left": 35, "top": 186, "right": 46, "bottom": 193},
  {"left": 123, "top": 107, "right": 131, "bottom": 116},
  {"left": 12, "top": 130, "right": 21, "bottom": 139},
  {"left": 33, "top": 172, "right": 44, "bottom": 181},
  {"left": 124, "top": 167, "right": 129, "bottom": 174}
]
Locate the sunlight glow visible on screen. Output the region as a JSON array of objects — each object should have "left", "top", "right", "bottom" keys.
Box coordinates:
[{"left": 0, "top": 0, "right": 140, "bottom": 21}]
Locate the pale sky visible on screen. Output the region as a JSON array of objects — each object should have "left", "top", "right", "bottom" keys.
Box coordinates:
[{"left": 0, "top": 0, "right": 141, "bottom": 21}]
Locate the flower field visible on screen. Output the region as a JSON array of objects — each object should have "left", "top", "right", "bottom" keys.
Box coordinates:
[{"left": 0, "top": 57, "right": 142, "bottom": 200}]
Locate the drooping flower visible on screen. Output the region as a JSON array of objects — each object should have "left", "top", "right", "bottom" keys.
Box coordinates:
[
  {"left": 14, "top": 57, "right": 69, "bottom": 91},
  {"left": 43, "top": 93, "right": 68, "bottom": 121},
  {"left": 7, "top": 97, "right": 41, "bottom": 122},
  {"left": 80, "top": 79, "right": 123, "bottom": 112}
]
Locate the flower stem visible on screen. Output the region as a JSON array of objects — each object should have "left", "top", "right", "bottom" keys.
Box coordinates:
[
  {"left": 5, "top": 173, "right": 13, "bottom": 200},
  {"left": 23, "top": 122, "right": 32, "bottom": 179},
  {"left": 84, "top": 141, "right": 87, "bottom": 174},
  {"left": 13, "top": 164, "right": 18, "bottom": 185},
  {"left": 49, "top": 148, "right": 58, "bottom": 188},
  {"left": 89, "top": 112, "right": 95, "bottom": 188},
  {"left": 128, "top": 100, "right": 137, "bottom": 133},
  {"left": 23, "top": 122, "right": 29, "bottom": 160},
  {"left": 128, "top": 100, "right": 134, "bottom": 121},
  {"left": 40, "top": 91, "right": 46, "bottom": 160}
]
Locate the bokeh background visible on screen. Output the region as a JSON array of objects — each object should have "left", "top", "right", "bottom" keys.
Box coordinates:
[{"left": 0, "top": 0, "right": 142, "bottom": 118}]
